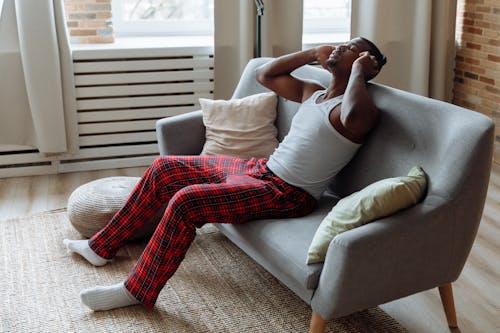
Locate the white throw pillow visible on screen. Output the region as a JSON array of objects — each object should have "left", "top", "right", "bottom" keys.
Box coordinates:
[{"left": 200, "top": 92, "right": 279, "bottom": 159}]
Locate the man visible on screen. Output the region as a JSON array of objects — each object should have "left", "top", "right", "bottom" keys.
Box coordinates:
[
  {"left": 255, "top": 36, "right": 387, "bottom": 201},
  {"left": 63, "top": 37, "right": 386, "bottom": 312}
]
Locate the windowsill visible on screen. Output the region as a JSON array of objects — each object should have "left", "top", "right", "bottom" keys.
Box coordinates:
[{"left": 71, "top": 35, "right": 214, "bottom": 59}]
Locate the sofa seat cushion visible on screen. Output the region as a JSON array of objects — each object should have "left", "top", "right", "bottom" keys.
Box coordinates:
[{"left": 215, "top": 193, "right": 339, "bottom": 300}]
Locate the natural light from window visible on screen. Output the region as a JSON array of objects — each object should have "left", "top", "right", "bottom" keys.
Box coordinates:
[
  {"left": 112, "top": 0, "right": 214, "bottom": 37},
  {"left": 303, "top": 0, "right": 351, "bottom": 46},
  {"left": 111, "top": 0, "right": 351, "bottom": 45}
]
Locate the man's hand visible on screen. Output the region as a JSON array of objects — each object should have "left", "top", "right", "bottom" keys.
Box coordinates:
[
  {"left": 353, "top": 51, "right": 379, "bottom": 80},
  {"left": 315, "top": 45, "right": 335, "bottom": 71}
]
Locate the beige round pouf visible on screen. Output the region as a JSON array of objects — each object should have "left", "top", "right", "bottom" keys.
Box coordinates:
[{"left": 67, "top": 177, "right": 162, "bottom": 240}]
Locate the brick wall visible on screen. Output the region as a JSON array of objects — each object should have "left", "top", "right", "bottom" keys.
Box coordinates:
[
  {"left": 64, "top": 0, "right": 114, "bottom": 43},
  {"left": 453, "top": 0, "right": 500, "bottom": 164}
]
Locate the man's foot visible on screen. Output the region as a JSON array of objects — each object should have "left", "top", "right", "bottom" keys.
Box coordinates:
[
  {"left": 63, "top": 239, "right": 109, "bottom": 266},
  {"left": 80, "top": 282, "right": 140, "bottom": 311}
]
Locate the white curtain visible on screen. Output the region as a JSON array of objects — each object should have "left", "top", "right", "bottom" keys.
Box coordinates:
[
  {"left": 214, "top": 0, "right": 303, "bottom": 99},
  {"left": 0, "top": 0, "right": 77, "bottom": 153},
  {"left": 351, "top": 0, "right": 457, "bottom": 101}
]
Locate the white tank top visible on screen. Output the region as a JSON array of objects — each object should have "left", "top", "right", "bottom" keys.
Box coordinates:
[{"left": 266, "top": 90, "right": 361, "bottom": 199}]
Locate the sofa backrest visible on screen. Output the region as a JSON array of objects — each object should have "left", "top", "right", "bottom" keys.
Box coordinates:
[{"left": 233, "top": 58, "right": 493, "bottom": 198}]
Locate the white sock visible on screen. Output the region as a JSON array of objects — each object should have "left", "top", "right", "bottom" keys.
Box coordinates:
[
  {"left": 80, "top": 282, "right": 140, "bottom": 311},
  {"left": 63, "top": 239, "right": 109, "bottom": 267}
]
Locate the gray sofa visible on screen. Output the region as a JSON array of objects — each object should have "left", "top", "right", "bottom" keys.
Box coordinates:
[{"left": 156, "top": 58, "right": 494, "bottom": 332}]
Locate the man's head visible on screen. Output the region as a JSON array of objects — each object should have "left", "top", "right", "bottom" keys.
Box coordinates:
[{"left": 326, "top": 37, "right": 387, "bottom": 80}]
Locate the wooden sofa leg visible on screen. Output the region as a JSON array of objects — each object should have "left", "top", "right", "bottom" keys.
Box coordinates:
[
  {"left": 438, "top": 283, "right": 458, "bottom": 328},
  {"left": 309, "top": 310, "right": 327, "bottom": 333}
]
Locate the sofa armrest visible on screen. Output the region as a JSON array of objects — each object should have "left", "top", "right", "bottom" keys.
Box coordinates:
[
  {"left": 155, "top": 110, "right": 205, "bottom": 156},
  {"left": 311, "top": 194, "right": 456, "bottom": 319}
]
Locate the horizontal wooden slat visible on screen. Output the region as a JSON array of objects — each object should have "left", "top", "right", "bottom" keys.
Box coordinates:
[
  {"left": 0, "top": 144, "right": 160, "bottom": 165},
  {"left": 59, "top": 144, "right": 159, "bottom": 160},
  {"left": 77, "top": 106, "right": 198, "bottom": 122},
  {"left": 0, "top": 152, "right": 53, "bottom": 165},
  {"left": 79, "top": 132, "right": 158, "bottom": 146},
  {"left": 78, "top": 119, "right": 157, "bottom": 135},
  {"left": 75, "top": 69, "right": 213, "bottom": 86},
  {"left": 74, "top": 57, "right": 214, "bottom": 74},
  {"left": 0, "top": 164, "right": 57, "bottom": 178},
  {"left": 0, "top": 145, "right": 36, "bottom": 153},
  {"left": 72, "top": 45, "right": 213, "bottom": 60},
  {"left": 58, "top": 156, "right": 156, "bottom": 173},
  {"left": 77, "top": 93, "right": 211, "bottom": 111},
  {"left": 76, "top": 82, "right": 213, "bottom": 98}
]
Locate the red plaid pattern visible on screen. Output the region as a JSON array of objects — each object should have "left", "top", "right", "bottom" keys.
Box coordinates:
[{"left": 89, "top": 155, "right": 316, "bottom": 308}]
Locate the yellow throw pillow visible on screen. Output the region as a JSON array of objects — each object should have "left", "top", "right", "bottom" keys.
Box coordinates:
[
  {"left": 306, "top": 166, "right": 428, "bottom": 264},
  {"left": 200, "top": 92, "right": 279, "bottom": 159}
]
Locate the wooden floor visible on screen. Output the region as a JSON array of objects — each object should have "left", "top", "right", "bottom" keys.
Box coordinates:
[{"left": 0, "top": 163, "right": 499, "bottom": 333}]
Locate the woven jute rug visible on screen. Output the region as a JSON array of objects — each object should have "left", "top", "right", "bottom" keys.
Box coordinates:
[{"left": 0, "top": 211, "right": 407, "bottom": 333}]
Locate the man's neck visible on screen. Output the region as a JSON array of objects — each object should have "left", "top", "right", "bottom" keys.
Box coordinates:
[{"left": 321, "top": 75, "right": 349, "bottom": 101}]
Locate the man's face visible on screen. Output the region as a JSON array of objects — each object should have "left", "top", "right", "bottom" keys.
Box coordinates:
[{"left": 327, "top": 37, "right": 372, "bottom": 71}]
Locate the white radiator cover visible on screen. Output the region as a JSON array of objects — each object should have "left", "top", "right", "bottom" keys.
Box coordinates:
[{"left": 0, "top": 46, "right": 214, "bottom": 177}]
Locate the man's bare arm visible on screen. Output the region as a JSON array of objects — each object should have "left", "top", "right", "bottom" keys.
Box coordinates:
[
  {"left": 336, "top": 52, "right": 380, "bottom": 141},
  {"left": 255, "top": 47, "right": 333, "bottom": 103}
]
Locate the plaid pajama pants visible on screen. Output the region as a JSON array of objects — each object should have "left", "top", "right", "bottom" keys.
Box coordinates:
[{"left": 89, "top": 155, "right": 316, "bottom": 308}]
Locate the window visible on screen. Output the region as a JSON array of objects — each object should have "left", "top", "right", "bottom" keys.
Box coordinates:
[
  {"left": 303, "top": 0, "right": 351, "bottom": 46},
  {"left": 112, "top": 0, "right": 214, "bottom": 37}
]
